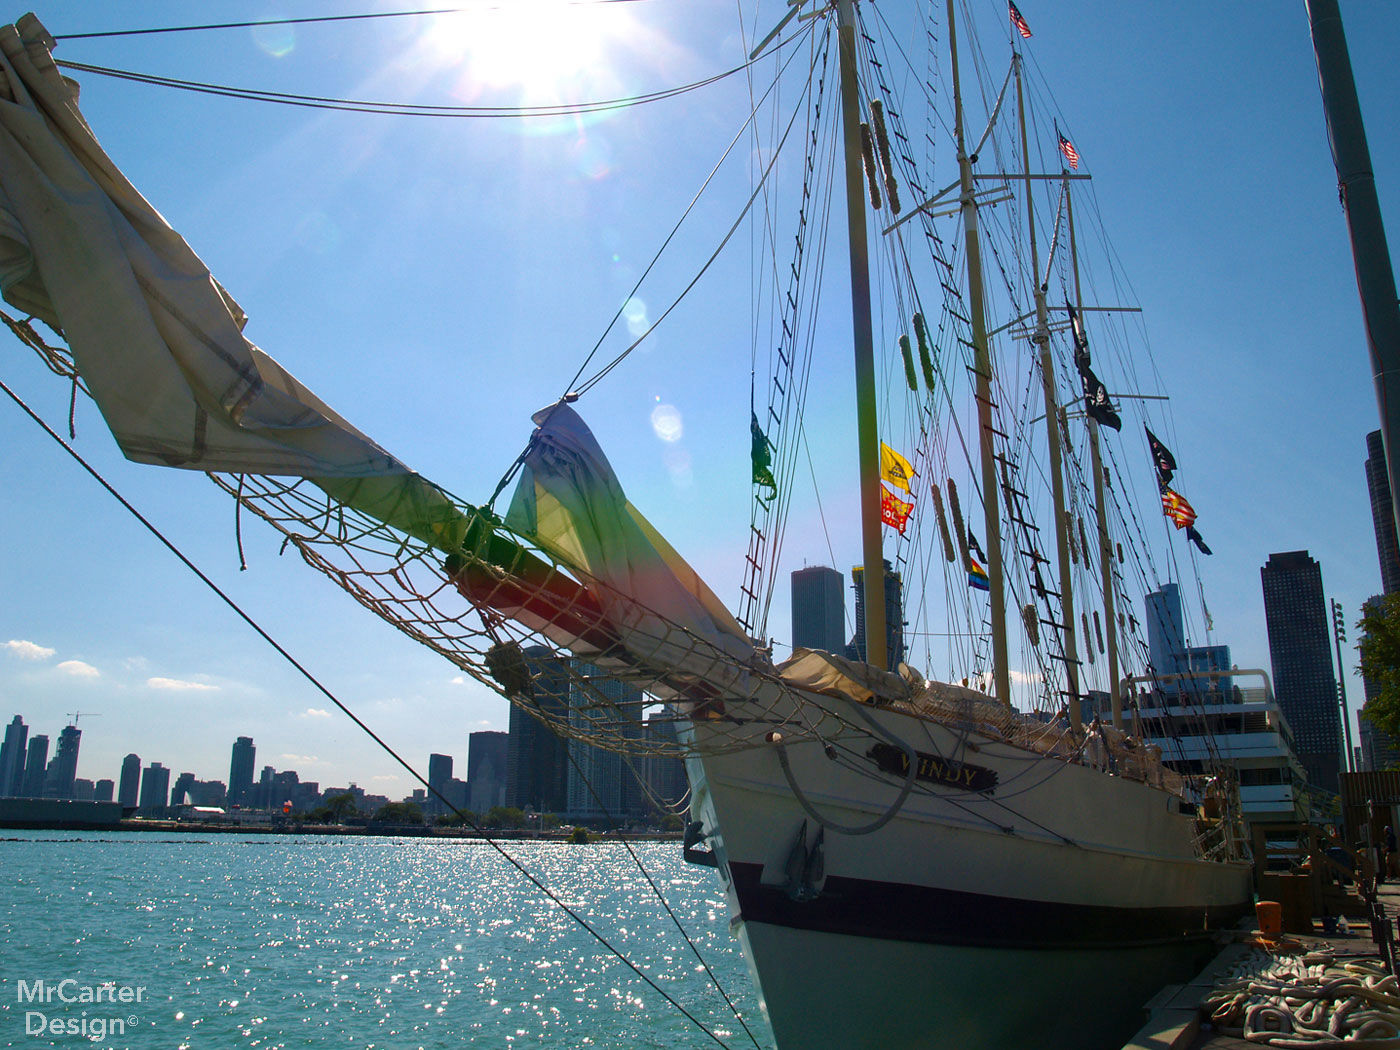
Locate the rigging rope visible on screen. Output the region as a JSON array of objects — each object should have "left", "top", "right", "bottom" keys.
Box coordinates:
[
  {"left": 51, "top": 3, "right": 650, "bottom": 42},
  {"left": 54, "top": 57, "right": 753, "bottom": 119}
]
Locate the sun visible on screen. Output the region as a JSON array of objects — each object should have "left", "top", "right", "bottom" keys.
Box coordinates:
[{"left": 419, "top": 2, "right": 633, "bottom": 104}]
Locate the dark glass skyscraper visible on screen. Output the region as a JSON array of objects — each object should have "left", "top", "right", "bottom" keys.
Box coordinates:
[
  {"left": 1366, "top": 431, "right": 1400, "bottom": 595},
  {"left": 505, "top": 646, "right": 570, "bottom": 814},
  {"left": 138, "top": 762, "right": 170, "bottom": 813},
  {"left": 1261, "top": 551, "right": 1343, "bottom": 794},
  {"left": 0, "top": 715, "right": 27, "bottom": 797},
  {"left": 21, "top": 735, "right": 48, "bottom": 798},
  {"left": 228, "top": 737, "right": 255, "bottom": 806},
  {"left": 791, "top": 566, "right": 846, "bottom": 654},
  {"left": 467, "top": 731, "right": 509, "bottom": 815},
  {"left": 847, "top": 561, "right": 905, "bottom": 670},
  {"left": 118, "top": 753, "right": 141, "bottom": 807},
  {"left": 427, "top": 753, "right": 453, "bottom": 816},
  {"left": 44, "top": 725, "right": 81, "bottom": 799}
]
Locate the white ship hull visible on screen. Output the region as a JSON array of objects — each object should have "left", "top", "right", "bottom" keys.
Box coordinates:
[{"left": 683, "top": 691, "right": 1252, "bottom": 1050}]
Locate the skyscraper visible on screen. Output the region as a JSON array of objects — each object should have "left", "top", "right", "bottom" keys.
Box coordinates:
[
  {"left": 567, "top": 661, "right": 643, "bottom": 822},
  {"left": 43, "top": 725, "right": 81, "bottom": 799},
  {"left": 466, "top": 731, "right": 509, "bottom": 815},
  {"left": 1366, "top": 431, "right": 1400, "bottom": 595},
  {"left": 848, "top": 560, "right": 905, "bottom": 670},
  {"left": 1144, "top": 583, "right": 1186, "bottom": 678},
  {"left": 93, "top": 778, "right": 115, "bottom": 803},
  {"left": 21, "top": 735, "right": 48, "bottom": 798},
  {"left": 1261, "top": 551, "right": 1343, "bottom": 794},
  {"left": 791, "top": 566, "right": 846, "bottom": 654},
  {"left": 138, "top": 762, "right": 170, "bottom": 814},
  {"left": 118, "top": 753, "right": 141, "bottom": 807},
  {"left": 427, "top": 753, "right": 453, "bottom": 816},
  {"left": 0, "top": 715, "right": 27, "bottom": 797},
  {"left": 228, "top": 737, "right": 255, "bottom": 806},
  {"left": 1143, "top": 583, "right": 1233, "bottom": 701},
  {"left": 505, "top": 646, "right": 570, "bottom": 815}
]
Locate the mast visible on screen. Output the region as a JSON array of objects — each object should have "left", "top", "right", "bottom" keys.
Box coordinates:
[
  {"left": 1014, "top": 57, "right": 1080, "bottom": 732},
  {"left": 835, "top": 0, "right": 887, "bottom": 670},
  {"left": 1306, "top": 0, "right": 1400, "bottom": 539},
  {"left": 1066, "top": 186, "right": 1123, "bottom": 730},
  {"left": 946, "top": 0, "right": 1010, "bottom": 705}
]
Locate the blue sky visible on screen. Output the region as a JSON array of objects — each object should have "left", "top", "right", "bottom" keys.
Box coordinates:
[{"left": 0, "top": 0, "right": 1396, "bottom": 794}]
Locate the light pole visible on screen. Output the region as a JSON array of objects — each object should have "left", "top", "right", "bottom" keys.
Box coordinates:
[{"left": 1332, "top": 599, "right": 1356, "bottom": 773}]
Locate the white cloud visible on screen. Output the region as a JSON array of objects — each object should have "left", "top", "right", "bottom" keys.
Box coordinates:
[
  {"left": 56, "top": 660, "right": 99, "bottom": 678},
  {"left": 280, "top": 753, "right": 320, "bottom": 765},
  {"left": 371, "top": 774, "right": 400, "bottom": 782},
  {"left": 4, "top": 640, "right": 55, "bottom": 661},
  {"left": 147, "top": 676, "right": 216, "bottom": 691},
  {"left": 301, "top": 708, "right": 332, "bottom": 719}
]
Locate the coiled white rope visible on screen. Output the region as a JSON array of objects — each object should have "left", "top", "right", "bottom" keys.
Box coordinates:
[{"left": 1202, "top": 949, "right": 1400, "bottom": 1047}]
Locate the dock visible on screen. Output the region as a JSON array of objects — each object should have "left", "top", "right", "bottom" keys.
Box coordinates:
[{"left": 1122, "top": 880, "right": 1400, "bottom": 1050}]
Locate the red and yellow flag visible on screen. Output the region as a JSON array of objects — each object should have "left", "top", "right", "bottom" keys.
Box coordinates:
[
  {"left": 880, "top": 485, "right": 915, "bottom": 534},
  {"left": 1160, "top": 488, "right": 1197, "bottom": 529}
]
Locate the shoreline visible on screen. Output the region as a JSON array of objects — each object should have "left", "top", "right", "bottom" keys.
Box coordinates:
[{"left": 0, "top": 818, "right": 683, "bottom": 841}]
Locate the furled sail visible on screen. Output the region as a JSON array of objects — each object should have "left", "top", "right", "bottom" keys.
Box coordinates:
[{"left": 0, "top": 15, "right": 466, "bottom": 552}]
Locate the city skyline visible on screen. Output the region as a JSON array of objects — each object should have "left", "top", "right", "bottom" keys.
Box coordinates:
[{"left": 1, "top": 2, "right": 1398, "bottom": 786}]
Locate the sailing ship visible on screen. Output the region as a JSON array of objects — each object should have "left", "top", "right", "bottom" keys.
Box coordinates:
[{"left": 0, "top": 3, "right": 1254, "bottom": 1047}]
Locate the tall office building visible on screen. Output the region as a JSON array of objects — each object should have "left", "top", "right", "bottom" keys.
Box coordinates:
[
  {"left": 1145, "top": 583, "right": 1186, "bottom": 677},
  {"left": 1261, "top": 551, "right": 1344, "bottom": 794},
  {"left": 642, "top": 714, "right": 688, "bottom": 816},
  {"left": 138, "top": 762, "right": 170, "bottom": 814},
  {"left": 467, "top": 731, "right": 509, "bottom": 815},
  {"left": 228, "top": 737, "right": 255, "bottom": 806},
  {"left": 118, "top": 753, "right": 141, "bottom": 807},
  {"left": 566, "top": 661, "right": 644, "bottom": 822},
  {"left": 1143, "top": 583, "right": 1233, "bottom": 700},
  {"left": 21, "top": 735, "right": 48, "bottom": 798},
  {"left": 1365, "top": 431, "right": 1400, "bottom": 595},
  {"left": 93, "top": 778, "right": 115, "bottom": 803},
  {"left": 44, "top": 725, "right": 81, "bottom": 799},
  {"left": 427, "top": 753, "right": 453, "bottom": 816},
  {"left": 0, "top": 715, "right": 27, "bottom": 796},
  {"left": 791, "top": 566, "right": 846, "bottom": 654},
  {"left": 847, "top": 561, "right": 905, "bottom": 670},
  {"left": 505, "top": 646, "right": 570, "bottom": 815}
]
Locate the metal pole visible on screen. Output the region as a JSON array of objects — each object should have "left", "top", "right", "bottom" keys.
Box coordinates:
[
  {"left": 1332, "top": 599, "right": 1356, "bottom": 773},
  {"left": 1307, "top": 0, "right": 1400, "bottom": 541}
]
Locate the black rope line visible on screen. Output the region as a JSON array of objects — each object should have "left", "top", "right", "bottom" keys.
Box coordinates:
[
  {"left": 0, "top": 375, "right": 734, "bottom": 1050},
  {"left": 54, "top": 57, "right": 751, "bottom": 119}
]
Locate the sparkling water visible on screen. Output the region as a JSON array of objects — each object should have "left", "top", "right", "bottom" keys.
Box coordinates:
[{"left": 0, "top": 833, "right": 769, "bottom": 1049}]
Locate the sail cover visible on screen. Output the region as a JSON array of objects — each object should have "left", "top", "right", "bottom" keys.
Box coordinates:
[{"left": 505, "top": 402, "right": 761, "bottom": 678}]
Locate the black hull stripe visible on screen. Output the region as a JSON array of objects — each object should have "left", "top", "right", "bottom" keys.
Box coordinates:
[{"left": 730, "top": 862, "right": 1252, "bottom": 951}]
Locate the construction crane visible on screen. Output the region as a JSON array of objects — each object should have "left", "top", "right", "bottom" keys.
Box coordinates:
[{"left": 65, "top": 711, "right": 101, "bottom": 725}]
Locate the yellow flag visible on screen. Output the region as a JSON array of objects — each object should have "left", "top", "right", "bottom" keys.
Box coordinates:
[{"left": 879, "top": 442, "right": 915, "bottom": 492}]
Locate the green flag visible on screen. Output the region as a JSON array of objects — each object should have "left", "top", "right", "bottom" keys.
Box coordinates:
[{"left": 751, "top": 413, "right": 777, "bottom": 505}]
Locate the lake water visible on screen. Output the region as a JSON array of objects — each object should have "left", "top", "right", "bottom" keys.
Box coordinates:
[{"left": 0, "top": 832, "right": 771, "bottom": 1049}]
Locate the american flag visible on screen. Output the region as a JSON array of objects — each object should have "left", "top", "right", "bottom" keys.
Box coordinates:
[
  {"left": 1160, "top": 488, "right": 1197, "bottom": 530},
  {"left": 1009, "top": 1, "right": 1033, "bottom": 39},
  {"left": 1058, "top": 132, "right": 1080, "bottom": 170}
]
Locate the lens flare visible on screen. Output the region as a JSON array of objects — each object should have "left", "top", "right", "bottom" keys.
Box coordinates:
[{"left": 650, "top": 404, "right": 682, "bottom": 443}]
